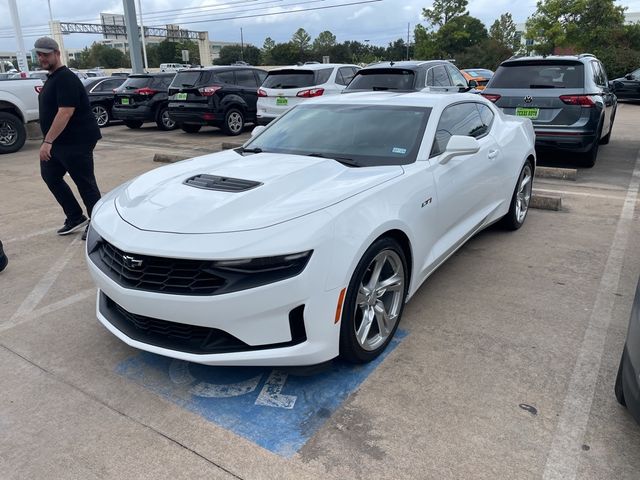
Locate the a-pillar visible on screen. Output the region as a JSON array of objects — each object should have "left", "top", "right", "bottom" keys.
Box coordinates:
[
  {"left": 198, "top": 31, "right": 212, "bottom": 66},
  {"left": 49, "top": 21, "right": 69, "bottom": 65}
]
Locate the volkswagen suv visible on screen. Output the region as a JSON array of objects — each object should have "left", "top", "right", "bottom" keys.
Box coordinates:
[{"left": 481, "top": 54, "right": 617, "bottom": 167}]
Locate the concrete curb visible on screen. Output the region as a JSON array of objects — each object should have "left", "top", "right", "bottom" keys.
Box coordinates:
[
  {"left": 531, "top": 193, "right": 562, "bottom": 211},
  {"left": 153, "top": 153, "right": 189, "bottom": 163},
  {"left": 535, "top": 166, "right": 577, "bottom": 181}
]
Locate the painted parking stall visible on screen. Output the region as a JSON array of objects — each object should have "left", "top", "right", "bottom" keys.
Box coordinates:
[{"left": 117, "top": 331, "right": 406, "bottom": 456}]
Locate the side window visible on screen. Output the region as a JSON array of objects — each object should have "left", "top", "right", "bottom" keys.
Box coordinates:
[
  {"left": 446, "top": 65, "right": 467, "bottom": 87},
  {"left": 598, "top": 62, "right": 609, "bottom": 84},
  {"left": 591, "top": 61, "right": 603, "bottom": 87},
  {"left": 426, "top": 68, "right": 434, "bottom": 86},
  {"left": 215, "top": 71, "right": 236, "bottom": 84},
  {"left": 337, "top": 67, "right": 356, "bottom": 86},
  {"left": 315, "top": 68, "right": 333, "bottom": 85},
  {"left": 255, "top": 70, "right": 267, "bottom": 86},
  {"left": 236, "top": 69, "right": 258, "bottom": 87},
  {"left": 476, "top": 104, "right": 494, "bottom": 133},
  {"left": 430, "top": 103, "right": 485, "bottom": 157},
  {"left": 431, "top": 66, "right": 450, "bottom": 87}
]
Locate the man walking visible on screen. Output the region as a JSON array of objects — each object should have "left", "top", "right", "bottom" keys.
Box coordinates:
[{"left": 35, "top": 37, "right": 102, "bottom": 240}]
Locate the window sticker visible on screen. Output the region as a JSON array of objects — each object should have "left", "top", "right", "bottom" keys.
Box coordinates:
[{"left": 392, "top": 147, "right": 407, "bottom": 154}]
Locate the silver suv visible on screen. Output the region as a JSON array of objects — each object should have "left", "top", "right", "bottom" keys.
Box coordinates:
[{"left": 481, "top": 54, "right": 617, "bottom": 167}]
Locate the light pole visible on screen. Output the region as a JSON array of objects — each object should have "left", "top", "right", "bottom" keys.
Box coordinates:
[{"left": 136, "top": 0, "right": 149, "bottom": 71}]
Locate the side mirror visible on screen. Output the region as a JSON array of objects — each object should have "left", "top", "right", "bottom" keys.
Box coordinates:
[
  {"left": 625, "top": 74, "right": 633, "bottom": 80},
  {"left": 439, "top": 135, "right": 480, "bottom": 165},
  {"left": 468, "top": 79, "right": 478, "bottom": 88},
  {"left": 251, "top": 125, "right": 266, "bottom": 137}
]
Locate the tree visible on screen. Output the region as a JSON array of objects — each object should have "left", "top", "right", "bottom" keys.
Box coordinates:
[
  {"left": 414, "top": 24, "right": 439, "bottom": 59},
  {"left": 490, "top": 13, "right": 518, "bottom": 50},
  {"left": 291, "top": 28, "right": 312, "bottom": 58},
  {"left": 214, "top": 45, "right": 260, "bottom": 65},
  {"left": 455, "top": 38, "right": 513, "bottom": 70},
  {"left": 436, "top": 14, "right": 488, "bottom": 58},
  {"left": 422, "top": 0, "right": 468, "bottom": 27},
  {"left": 385, "top": 38, "right": 413, "bottom": 61},
  {"left": 261, "top": 37, "right": 276, "bottom": 64},
  {"left": 269, "top": 42, "right": 299, "bottom": 65},
  {"left": 313, "top": 30, "right": 337, "bottom": 55}
]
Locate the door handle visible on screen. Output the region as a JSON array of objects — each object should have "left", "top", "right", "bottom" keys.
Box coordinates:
[{"left": 488, "top": 149, "right": 498, "bottom": 159}]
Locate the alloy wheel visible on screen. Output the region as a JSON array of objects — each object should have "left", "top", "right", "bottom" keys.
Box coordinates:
[
  {"left": 353, "top": 249, "right": 405, "bottom": 351},
  {"left": 162, "top": 110, "right": 175, "bottom": 129},
  {"left": 515, "top": 164, "right": 533, "bottom": 223},
  {"left": 227, "top": 111, "right": 243, "bottom": 134},
  {"left": 0, "top": 120, "right": 17, "bottom": 146},
  {"left": 92, "top": 105, "right": 109, "bottom": 127}
]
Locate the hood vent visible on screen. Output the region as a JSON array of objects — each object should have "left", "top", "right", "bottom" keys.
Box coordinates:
[{"left": 183, "top": 174, "right": 262, "bottom": 192}]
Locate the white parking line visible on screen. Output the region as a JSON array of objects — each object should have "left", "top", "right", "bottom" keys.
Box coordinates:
[
  {"left": 5, "top": 228, "right": 56, "bottom": 244},
  {"left": 2, "top": 238, "right": 81, "bottom": 332},
  {"left": 542, "top": 149, "right": 640, "bottom": 480},
  {"left": 533, "top": 187, "right": 634, "bottom": 201}
]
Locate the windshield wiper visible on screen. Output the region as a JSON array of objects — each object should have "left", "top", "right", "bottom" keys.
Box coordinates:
[
  {"left": 529, "top": 84, "right": 557, "bottom": 88},
  {"left": 306, "top": 152, "right": 360, "bottom": 167},
  {"left": 236, "top": 146, "right": 264, "bottom": 155}
]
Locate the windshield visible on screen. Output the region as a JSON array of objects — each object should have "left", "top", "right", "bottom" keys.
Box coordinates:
[
  {"left": 490, "top": 62, "right": 584, "bottom": 88},
  {"left": 244, "top": 104, "right": 431, "bottom": 166},
  {"left": 346, "top": 69, "right": 416, "bottom": 91}
]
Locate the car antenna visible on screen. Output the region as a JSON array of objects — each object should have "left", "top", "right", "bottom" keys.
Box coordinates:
[{"left": 390, "top": 61, "right": 395, "bottom": 66}]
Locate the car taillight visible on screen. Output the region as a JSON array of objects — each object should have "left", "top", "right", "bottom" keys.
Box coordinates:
[
  {"left": 134, "top": 87, "right": 159, "bottom": 95},
  {"left": 198, "top": 85, "right": 222, "bottom": 96},
  {"left": 34, "top": 86, "right": 42, "bottom": 94},
  {"left": 560, "top": 95, "right": 596, "bottom": 107},
  {"left": 297, "top": 88, "right": 324, "bottom": 98},
  {"left": 481, "top": 93, "right": 501, "bottom": 103},
  {"left": 257, "top": 88, "right": 267, "bottom": 97}
]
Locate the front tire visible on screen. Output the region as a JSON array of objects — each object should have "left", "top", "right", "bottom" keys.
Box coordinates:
[
  {"left": 223, "top": 108, "right": 244, "bottom": 136},
  {"left": 0, "top": 111, "right": 27, "bottom": 154},
  {"left": 500, "top": 160, "right": 533, "bottom": 230},
  {"left": 156, "top": 106, "right": 176, "bottom": 131},
  {"left": 615, "top": 352, "right": 627, "bottom": 406},
  {"left": 339, "top": 237, "right": 408, "bottom": 363}
]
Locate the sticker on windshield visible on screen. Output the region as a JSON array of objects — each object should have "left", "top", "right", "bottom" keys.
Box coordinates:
[{"left": 392, "top": 147, "right": 407, "bottom": 154}]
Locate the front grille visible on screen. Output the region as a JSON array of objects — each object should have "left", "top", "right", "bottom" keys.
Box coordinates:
[
  {"left": 183, "top": 174, "right": 262, "bottom": 192},
  {"left": 92, "top": 241, "right": 226, "bottom": 295},
  {"left": 100, "top": 293, "right": 307, "bottom": 354}
]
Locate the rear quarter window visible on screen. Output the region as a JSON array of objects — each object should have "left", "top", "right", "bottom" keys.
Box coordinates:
[{"left": 490, "top": 62, "right": 584, "bottom": 88}]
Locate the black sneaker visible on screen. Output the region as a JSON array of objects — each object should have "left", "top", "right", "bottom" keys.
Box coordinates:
[
  {"left": 0, "top": 240, "right": 7, "bottom": 273},
  {"left": 81, "top": 223, "right": 90, "bottom": 241},
  {"left": 57, "top": 215, "right": 88, "bottom": 235}
]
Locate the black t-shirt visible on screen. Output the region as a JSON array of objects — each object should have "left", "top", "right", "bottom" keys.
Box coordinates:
[{"left": 38, "top": 66, "right": 102, "bottom": 145}]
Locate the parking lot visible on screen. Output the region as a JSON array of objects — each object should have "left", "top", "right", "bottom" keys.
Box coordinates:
[{"left": 1, "top": 103, "right": 640, "bottom": 479}]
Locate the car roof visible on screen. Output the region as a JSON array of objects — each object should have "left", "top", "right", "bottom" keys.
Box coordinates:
[
  {"left": 361, "top": 60, "right": 450, "bottom": 70},
  {"left": 127, "top": 73, "right": 175, "bottom": 78},
  {"left": 501, "top": 55, "right": 596, "bottom": 65},
  {"left": 307, "top": 90, "right": 487, "bottom": 109},
  {"left": 268, "top": 63, "right": 358, "bottom": 71},
  {"left": 179, "top": 66, "right": 266, "bottom": 72}
]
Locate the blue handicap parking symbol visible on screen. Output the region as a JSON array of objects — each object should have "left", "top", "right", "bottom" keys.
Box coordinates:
[{"left": 116, "top": 331, "right": 406, "bottom": 457}]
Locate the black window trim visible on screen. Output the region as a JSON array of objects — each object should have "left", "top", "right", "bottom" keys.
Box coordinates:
[{"left": 429, "top": 101, "right": 493, "bottom": 158}]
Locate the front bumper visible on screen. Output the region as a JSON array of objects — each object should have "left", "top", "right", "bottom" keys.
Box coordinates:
[{"left": 85, "top": 215, "right": 344, "bottom": 366}]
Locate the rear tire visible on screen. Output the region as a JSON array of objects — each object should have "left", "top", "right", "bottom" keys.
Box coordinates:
[
  {"left": 579, "top": 123, "right": 603, "bottom": 168},
  {"left": 615, "top": 352, "right": 626, "bottom": 406},
  {"left": 181, "top": 124, "right": 202, "bottom": 134},
  {"left": 124, "top": 120, "right": 143, "bottom": 129},
  {"left": 339, "top": 237, "right": 408, "bottom": 364},
  {"left": 500, "top": 160, "right": 533, "bottom": 230},
  {"left": 0, "top": 111, "right": 27, "bottom": 154},
  {"left": 600, "top": 109, "right": 616, "bottom": 145},
  {"left": 222, "top": 108, "right": 244, "bottom": 136},
  {"left": 91, "top": 104, "right": 110, "bottom": 128}
]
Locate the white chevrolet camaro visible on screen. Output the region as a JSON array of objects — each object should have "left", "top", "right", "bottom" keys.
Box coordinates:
[{"left": 86, "top": 92, "right": 536, "bottom": 366}]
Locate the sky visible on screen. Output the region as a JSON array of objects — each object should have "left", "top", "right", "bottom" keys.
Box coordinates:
[{"left": 1, "top": 0, "right": 640, "bottom": 52}]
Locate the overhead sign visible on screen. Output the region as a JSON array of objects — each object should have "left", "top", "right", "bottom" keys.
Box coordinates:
[{"left": 116, "top": 331, "right": 406, "bottom": 456}]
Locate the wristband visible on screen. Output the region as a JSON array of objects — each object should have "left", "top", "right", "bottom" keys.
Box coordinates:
[{"left": 43, "top": 140, "right": 52, "bottom": 145}]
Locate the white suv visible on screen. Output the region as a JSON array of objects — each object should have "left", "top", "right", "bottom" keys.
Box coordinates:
[{"left": 256, "top": 63, "right": 360, "bottom": 125}]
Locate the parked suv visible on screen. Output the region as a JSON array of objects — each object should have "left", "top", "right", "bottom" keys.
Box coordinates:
[
  {"left": 168, "top": 66, "right": 267, "bottom": 135},
  {"left": 481, "top": 54, "right": 617, "bottom": 167},
  {"left": 344, "top": 60, "right": 468, "bottom": 92},
  {"left": 83, "top": 76, "right": 126, "bottom": 127},
  {"left": 112, "top": 73, "right": 177, "bottom": 130},
  {"left": 256, "top": 63, "right": 360, "bottom": 124}
]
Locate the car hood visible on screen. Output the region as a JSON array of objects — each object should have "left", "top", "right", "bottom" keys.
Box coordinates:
[{"left": 114, "top": 150, "right": 403, "bottom": 234}]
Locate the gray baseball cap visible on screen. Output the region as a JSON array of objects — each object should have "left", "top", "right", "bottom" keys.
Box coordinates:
[{"left": 34, "top": 37, "right": 59, "bottom": 53}]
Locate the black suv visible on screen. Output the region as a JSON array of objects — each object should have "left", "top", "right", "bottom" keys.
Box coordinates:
[
  {"left": 344, "top": 60, "right": 468, "bottom": 92},
  {"left": 168, "top": 66, "right": 267, "bottom": 136},
  {"left": 83, "top": 76, "right": 126, "bottom": 127},
  {"left": 481, "top": 54, "right": 617, "bottom": 166},
  {"left": 112, "top": 73, "right": 177, "bottom": 130},
  {"left": 611, "top": 68, "right": 640, "bottom": 100}
]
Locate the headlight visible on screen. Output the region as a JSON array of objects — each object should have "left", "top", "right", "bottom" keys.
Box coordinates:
[
  {"left": 207, "top": 251, "right": 313, "bottom": 292},
  {"left": 86, "top": 223, "right": 101, "bottom": 254}
]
